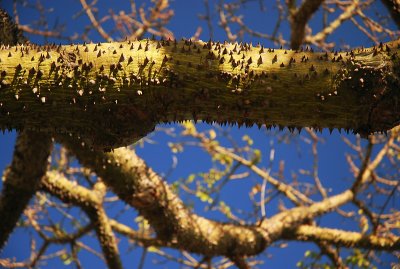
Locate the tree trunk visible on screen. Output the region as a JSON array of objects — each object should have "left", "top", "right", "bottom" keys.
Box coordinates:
[{"left": 1, "top": 39, "right": 399, "bottom": 149}]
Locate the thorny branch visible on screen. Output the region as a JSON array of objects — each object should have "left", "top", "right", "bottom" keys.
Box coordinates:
[{"left": 1, "top": 1, "right": 400, "bottom": 268}]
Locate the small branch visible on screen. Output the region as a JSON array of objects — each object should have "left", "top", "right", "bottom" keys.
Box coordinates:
[
  {"left": 87, "top": 206, "right": 123, "bottom": 269},
  {"left": 316, "top": 241, "right": 345, "bottom": 269},
  {"left": 79, "top": 0, "right": 113, "bottom": 41},
  {"left": 41, "top": 172, "right": 123, "bottom": 269},
  {"left": 285, "top": 225, "right": 400, "bottom": 251},
  {"left": 230, "top": 256, "right": 250, "bottom": 269},
  {"left": 351, "top": 135, "right": 394, "bottom": 193},
  {"left": 192, "top": 131, "right": 313, "bottom": 205},
  {"left": 306, "top": 0, "right": 359, "bottom": 45}
]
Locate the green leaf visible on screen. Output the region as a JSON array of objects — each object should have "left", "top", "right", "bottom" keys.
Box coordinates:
[
  {"left": 196, "top": 190, "right": 213, "bottom": 203},
  {"left": 242, "top": 135, "right": 254, "bottom": 145}
]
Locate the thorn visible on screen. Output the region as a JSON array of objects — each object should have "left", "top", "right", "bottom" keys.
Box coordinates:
[
  {"left": 257, "top": 55, "right": 263, "bottom": 65},
  {"left": 272, "top": 54, "right": 277, "bottom": 64},
  {"left": 142, "top": 57, "right": 149, "bottom": 67}
]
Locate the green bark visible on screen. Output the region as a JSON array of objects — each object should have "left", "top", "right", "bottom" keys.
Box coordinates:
[{"left": 1, "top": 39, "right": 399, "bottom": 149}]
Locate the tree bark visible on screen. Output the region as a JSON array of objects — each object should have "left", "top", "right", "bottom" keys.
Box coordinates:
[
  {"left": 0, "top": 131, "right": 52, "bottom": 249},
  {"left": 0, "top": 9, "right": 52, "bottom": 250},
  {"left": 58, "top": 136, "right": 400, "bottom": 257},
  {"left": 1, "top": 38, "right": 400, "bottom": 149}
]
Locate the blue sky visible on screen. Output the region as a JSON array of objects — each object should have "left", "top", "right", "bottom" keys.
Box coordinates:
[{"left": 0, "top": 0, "right": 398, "bottom": 268}]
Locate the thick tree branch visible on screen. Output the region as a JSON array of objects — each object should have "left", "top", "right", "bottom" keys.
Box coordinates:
[
  {"left": 289, "top": 0, "right": 324, "bottom": 49},
  {"left": 1, "top": 39, "right": 400, "bottom": 149},
  {"left": 381, "top": 0, "right": 400, "bottom": 29},
  {"left": 0, "top": 130, "right": 52, "bottom": 249},
  {"left": 59, "top": 136, "right": 385, "bottom": 257},
  {"left": 60, "top": 137, "right": 270, "bottom": 256}
]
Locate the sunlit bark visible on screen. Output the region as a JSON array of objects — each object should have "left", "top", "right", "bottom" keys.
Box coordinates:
[{"left": 1, "top": 39, "right": 399, "bottom": 149}]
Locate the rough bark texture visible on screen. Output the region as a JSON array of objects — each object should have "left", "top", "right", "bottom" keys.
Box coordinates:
[
  {"left": 0, "top": 131, "right": 52, "bottom": 249},
  {"left": 56, "top": 136, "right": 400, "bottom": 257},
  {"left": 41, "top": 172, "right": 123, "bottom": 269},
  {"left": 1, "top": 39, "right": 399, "bottom": 149},
  {"left": 0, "top": 9, "right": 52, "bottom": 250}
]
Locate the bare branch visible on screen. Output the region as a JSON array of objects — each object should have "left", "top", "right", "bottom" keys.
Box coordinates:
[
  {"left": 79, "top": 0, "right": 113, "bottom": 41},
  {"left": 41, "top": 171, "right": 123, "bottom": 269},
  {"left": 306, "top": 0, "right": 359, "bottom": 45}
]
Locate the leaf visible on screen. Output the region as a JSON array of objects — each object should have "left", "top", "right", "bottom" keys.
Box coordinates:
[
  {"left": 251, "top": 149, "right": 262, "bottom": 164},
  {"left": 186, "top": 174, "right": 196, "bottom": 184},
  {"left": 181, "top": 121, "right": 196, "bottom": 135},
  {"left": 196, "top": 190, "right": 213, "bottom": 203},
  {"left": 242, "top": 135, "right": 253, "bottom": 145},
  {"left": 147, "top": 246, "right": 160, "bottom": 253},
  {"left": 209, "top": 129, "right": 216, "bottom": 140}
]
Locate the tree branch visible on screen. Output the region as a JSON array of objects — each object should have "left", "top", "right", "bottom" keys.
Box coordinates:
[
  {"left": 305, "top": 0, "right": 359, "bottom": 45},
  {"left": 0, "top": 130, "right": 52, "bottom": 249},
  {"left": 59, "top": 136, "right": 370, "bottom": 257},
  {"left": 285, "top": 225, "right": 400, "bottom": 251},
  {"left": 381, "top": 0, "right": 400, "bottom": 29},
  {"left": 60, "top": 137, "right": 271, "bottom": 256},
  {"left": 41, "top": 171, "right": 123, "bottom": 269},
  {"left": 1, "top": 39, "right": 399, "bottom": 149},
  {"left": 0, "top": 9, "right": 26, "bottom": 46},
  {"left": 289, "top": 0, "right": 324, "bottom": 49}
]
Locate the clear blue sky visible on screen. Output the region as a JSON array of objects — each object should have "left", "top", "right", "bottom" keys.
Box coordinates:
[{"left": 0, "top": 0, "right": 398, "bottom": 268}]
